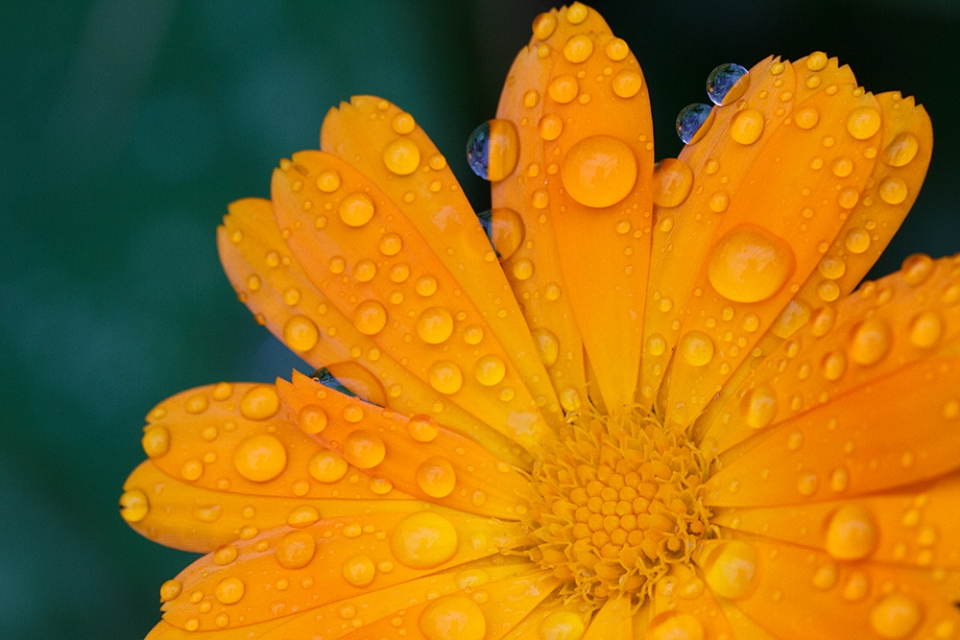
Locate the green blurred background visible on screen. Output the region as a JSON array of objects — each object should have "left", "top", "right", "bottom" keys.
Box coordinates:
[{"left": 1, "top": 1, "right": 958, "bottom": 637}]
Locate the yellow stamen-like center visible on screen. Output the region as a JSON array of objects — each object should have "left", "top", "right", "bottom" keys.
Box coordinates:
[{"left": 523, "top": 408, "right": 716, "bottom": 605}]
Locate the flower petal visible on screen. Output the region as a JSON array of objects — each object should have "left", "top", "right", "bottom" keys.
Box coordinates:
[
  {"left": 159, "top": 508, "right": 524, "bottom": 631},
  {"left": 270, "top": 149, "right": 555, "bottom": 451},
  {"left": 146, "top": 557, "right": 537, "bottom": 638},
  {"left": 495, "top": 4, "right": 654, "bottom": 411},
  {"left": 318, "top": 95, "right": 563, "bottom": 429},
  {"left": 701, "top": 255, "right": 960, "bottom": 453},
  {"left": 705, "top": 355, "right": 960, "bottom": 507},
  {"left": 650, "top": 564, "right": 735, "bottom": 640},
  {"left": 659, "top": 78, "right": 887, "bottom": 428},
  {"left": 712, "top": 470, "right": 960, "bottom": 569},
  {"left": 279, "top": 371, "right": 531, "bottom": 519},
  {"left": 218, "top": 198, "right": 530, "bottom": 468},
  {"left": 705, "top": 534, "right": 960, "bottom": 640},
  {"left": 582, "top": 594, "right": 634, "bottom": 640}
]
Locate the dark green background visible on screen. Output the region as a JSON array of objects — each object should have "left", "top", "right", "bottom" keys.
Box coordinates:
[{"left": 2, "top": 1, "right": 958, "bottom": 637}]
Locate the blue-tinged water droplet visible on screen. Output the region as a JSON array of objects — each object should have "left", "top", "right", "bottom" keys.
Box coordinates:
[
  {"left": 706, "top": 63, "right": 750, "bottom": 106},
  {"left": 311, "top": 368, "right": 357, "bottom": 397},
  {"left": 475, "top": 210, "right": 500, "bottom": 258},
  {"left": 466, "top": 122, "right": 491, "bottom": 179},
  {"left": 676, "top": 103, "right": 714, "bottom": 145}
]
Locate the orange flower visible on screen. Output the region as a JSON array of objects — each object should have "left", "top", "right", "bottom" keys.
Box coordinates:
[{"left": 121, "top": 3, "right": 960, "bottom": 639}]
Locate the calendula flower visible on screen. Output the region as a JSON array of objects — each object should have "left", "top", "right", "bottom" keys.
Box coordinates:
[{"left": 121, "top": 3, "right": 960, "bottom": 638}]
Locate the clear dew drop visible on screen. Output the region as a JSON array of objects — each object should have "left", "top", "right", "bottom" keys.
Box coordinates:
[
  {"left": 407, "top": 414, "right": 439, "bottom": 442},
  {"left": 560, "top": 135, "right": 637, "bottom": 208},
  {"left": 870, "top": 594, "right": 922, "bottom": 639},
  {"left": 825, "top": 504, "right": 878, "bottom": 560},
  {"left": 466, "top": 120, "right": 519, "bottom": 181},
  {"left": 474, "top": 354, "right": 506, "bottom": 386},
  {"left": 339, "top": 192, "right": 376, "bottom": 227},
  {"left": 353, "top": 300, "right": 388, "bottom": 336},
  {"left": 298, "top": 404, "right": 328, "bottom": 434},
  {"left": 909, "top": 311, "right": 942, "bottom": 348},
  {"left": 309, "top": 449, "right": 348, "bottom": 482},
  {"left": 679, "top": 330, "right": 715, "bottom": 367},
  {"left": 234, "top": 435, "right": 287, "bottom": 482},
  {"left": 849, "top": 318, "right": 891, "bottom": 366},
  {"left": 739, "top": 385, "right": 778, "bottom": 429},
  {"left": 141, "top": 425, "right": 170, "bottom": 458},
  {"left": 882, "top": 132, "right": 920, "bottom": 167},
  {"left": 538, "top": 611, "right": 585, "bottom": 640},
  {"left": 730, "top": 108, "right": 765, "bottom": 145},
  {"left": 383, "top": 138, "right": 421, "bottom": 176},
  {"left": 276, "top": 531, "right": 316, "bottom": 569},
  {"left": 707, "top": 226, "right": 795, "bottom": 303},
  {"left": 419, "top": 594, "right": 487, "bottom": 640},
  {"left": 476, "top": 208, "right": 524, "bottom": 261},
  {"left": 119, "top": 489, "right": 149, "bottom": 523},
  {"left": 159, "top": 579, "right": 181, "bottom": 602},
  {"left": 706, "top": 63, "right": 750, "bottom": 106},
  {"left": 700, "top": 540, "right": 759, "bottom": 600},
  {"left": 283, "top": 315, "right": 319, "bottom": 352},
  {"left": 652, "top": 158, "right": 694, "bottom": 208},
  {"left": 612, "top": 69, "right": 643, "bottom": 99},
  {"left": 648, "top": 611, "right": 706, "bottom": 640},
  {"left": 416, "top": 456, "right": 457, "bottom": 498},
  {"left": 342, "top": 554, "right": 376, "bottom": 587},
  {"left": 846, "top": 106, "right": 882, "bottom": 140},
  {"left": 390, "top": 511, "right": 459, "bottom": 569},
  {"left": 214, "top": 577, "right": 245, "bottom": 604},
  {"left": 429, "top": 361, "right": 463, "bottom": 395},
  {"left": 532, "top": 328, "right": 560, "bottom": 367},
  {"left": 676, "top": 103, "right": 715, "bottom": 145}
]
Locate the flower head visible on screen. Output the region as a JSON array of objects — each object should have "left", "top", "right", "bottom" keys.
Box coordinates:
[{"left": 122, "top": 3, "right": 960, "bottom": 639}]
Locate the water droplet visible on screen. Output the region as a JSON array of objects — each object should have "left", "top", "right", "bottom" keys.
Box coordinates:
[
  {"left": 706, "top": 63, "right": 750, "bottom": 106},
  {"left": 283, "top": 315, "right": 319, "bottom": 352},
  {"left": 342, "top": 554, "right": 376, "bottom": 587},
  {"left": 560, "top": 135, "right": 637, "bottom": 208},
  {"left": 379, "top": 233, "right": 403, "bottom": 256},
  {"left": 826, "top": 504, "right": 878, "bottom": 559},
  {"left": 538, "top": 114, "right": 563, "bottom": 140},
  {"left": 646, "top": 333, "right": 667, "bottom": 356},
  {"left": 532, "top": 12, "right": 557, "bottom": 40},
  {"left": 420, "top": 594, "right": 487, "bottom": 640},
  {"left": 870, "top": 594, "right": 922, "bottom": 639},
  {"left": 463, "top": 325, "right": 484, "bottom": 345},
  {"left": 417, "top": 307, "right": 454, "bottom": 344},
  {"left": 566, "top": 2, "right": 588, "bottom": 24},
  {"left": 849, "top": 318, "right": 891, "bottom": 365},
  {"left": 392, "top": 111, "right": 416, "bottom": 135},
  {"left": 822, "top": 351, "right": 846, "bottom": 380},
  {"left": 532, "top": 328, "right": 559, "bottom": 367},
  {"left": 466, "top": 120, "right": 519, "bottom": 181},
  {"left": 910, "top": 312, "right": 942, "bottom": 348},
  {"left": 563, "top": 34, "right": 594, "bottom": 63},
  {"left": 383, "top": 138, "right": 421, "bottom": 176},
  {"left": 429, "top": 361, "right": 463, "bottom": 395},
  {"left": 818, "top": 256, "right": 846, "bottom": 280},
  {"left": 159, "top": 580, "right": 181, "bottom": 602},
  {"left": 806, "top": 51, "right": 828, "bottom": 70},
  {"left": 339, "top": 192, "right": 375, "bottom": 227},
  {"left": 390, "top": 511, "right": 459, "bottom": 569},
  {"left": 730, "top": 108, "right": 765, "bottom": 145},
  {"left": 407, "top": 414, "right": 439, "bottom": 442},
  {"left": 879, "top": 177, "right": 908, "bottom": 205},
  {"left": 882, "top": 132, "right": 919, "bottom": 167},
  {"left": 652, "top": 158, "right": 694, "bottom": 207},
  {"left": 233, "top": 435, "right": 287, "bottom": 482},
  {"left": 417, "top": 456, "right": 457, "bottom": 498},
  {"left": 676, "top": 103, "right": 715, "bottom": 145},
  {"left": 612, "top": 69, "right": 643, "bottom": 99},
  {"left": 812, "top": 562, "right": 838, "bottom": 590},
  {"left": 476, "top": 208, "right": 524, "bottom": 261},
  {"left": 794, "top": 106, "right": 819, "bottom": 130},
  {"left": 700, "top": 539, "right": 758, "bottom": 599},
  {"left": 847, "top": 107, "right": 882, "bottom": 140},
  {"left": 316, "top": 169, "right": 341, "bottom": 193},
  {"left": 679, "top": 331, "right": 715, "bottom": 366},
  {"left": 141, "top": 426, "right": 170, "bottom": 458},
  {"left": 796, "top": 471, "right": 819, "bottom": 496},
  {"left": 707, "top": 226, "right": 795, "bottom": 302},
  {"left": 605, "top": 37, "right": 629, "bottom": 61},
  {"left": 649, "top": 611, "right": 706, "bottom": 640},
  {"left": 740, "top": 385, "right": 778, "bottom": 429},
  {"left": 119, "top": 489, "right": 149, "bottom": 522},
  {"left": 309, "top": 449, "right": 348, "bottom": 482},
  {"left": 214, "top": 577, "right": 245, "bottom": 604},
  {"left": 512, "top": 258, "right": 534, "bottom": 280},
  {"left": 474, "top": 354, "right": 506, "bottom": 386},
  {"left": 214, "top": 544, "right": 238, "bottom": 565},
  {"left": 342, "top": 430, "right": 386, "bottom": 468},
  {"left": 353, "top": 300, "right": 388, "bottom": 335},
  {"left": 538, "top": 611, "right": 585, "bottom": 640},
  {"left": 416, "top": 275, "right": 438, "bottom": 297}
]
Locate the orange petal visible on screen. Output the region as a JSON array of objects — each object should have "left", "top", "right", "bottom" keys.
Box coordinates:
[
  {"left": 146, "top": 557, "right": 536, "bottom": 638},
  {"left": 219, "top": 197, "right": 530, "bottom": 469},
  {"left": 705, "top": 355, "right": 960, "bottom": 508},
  {"left": 643, "top": 56, "right": 798, "bottom": 410},
  {"left": 159, "top": 508, "right": 524, "bottom": 631},
  {"left": 582, "top": 594, "right": 634, "bottom": 640},
  {"left": 318, "top": 95, "right": 563, "bottom": 430},
  {"left": 703, "top": 533, "right": 960, "bottom": 640},
  {"left": 497, "top": 595, "right": 593, "bottom": 640},
  {"left": 496, "top": 4, "right": 653, "bottom": 411},
  {"left": 712, "top": 470, "right": 960, "bottom": 569},
  {"left": 650, "top": 564, "right": 734, "bottom": 640},
  {"left": 661, "top": 80, "right": 885, "bottom": 428},
  {"left": 270, "top": 149, "right": 554, "bottom": 451},
  {"left": 702, "top": 254, "right": 960, "bottom": 454},
  {"left": 279, "top": 371, "right": 531, "bottom": 519}
]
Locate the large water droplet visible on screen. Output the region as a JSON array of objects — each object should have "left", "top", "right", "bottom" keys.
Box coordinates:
[
  {"left": 700, "top": 540, "right": 758, "bottom": 599},
  {"left": 739, "top": 385, "right": 778, "bottom": 429},
  {"left": 276, "top": 531, "right": 316, "bottom": 569},
  {"left": 849, "top": 318, "right": 891, "bottom": 366},
  {"left": 390, "top": 511, "right": 459, "bottom": 569},
  {"left": 532, "top": 328, "right": 559, "bottom": 367},
  {"left": 342, "top": 555, "right": 376, "bottom": 587},
  {"left": 882, "top": 132, "right": 919, "bottom": 167},
  {"left": 339, "top": 192, "right": 376, "bottom": 227},
  {"left": 141, "top": 426, "right": 170, "bottom": 458},
  {"left": 706, "top": 63, "right": 750, "bottom": 106},
  {"left": 825, "top": 504, "right": 878, "bottom": 559},
  {"left": 707, "top": 226, "right": 795, "bottom": 303},
  {"left": 308, "top": 449, "right": 348, "bottom": 482},
  {"left": 466, "top": 120, "right": 519, "bottom": 181},
  {"left": 560, "top": 135, "right": 637, "bottom": 208},
  {"left": 652, "top": 158, "right": 694, "bottom": 208},
  {"left": 353, "top": 300, "right": 388, "bottom": 335},
  {"left": 407, "top": 414, "right": 439, "bottom": 442},
  {"left": 417, "top": 307, "right": 454, "bottom": 344},
  {"left": 417, "top": 456, "right": 457, "bottom": 498},
  {"left": 538, "top": 611, "right": 585, "bottom": 640},
  {"left": 679, "top": 331, "right": 715, "bottom": 367},
  {"left": 119, "top": 489, "right": 149, "bottom": 523},
  {"left": 474, "top": 355, "right": 506, "bottom": 386},
  {"left": 870, "top": 594, "right": 921, "bottom": 639},
  {"left": 342, "top": 430, "right": 386, "bottom": 468},
  {"left": 420, "top": 595, "right": 487, "bottom": 640},
  {"left": 676, "top": 103, "right": 715, "bottom": 145},
  {"left": 240, "top": 385, "right": 280, "bottom": 420},
  {"left": 429, "top": 361, "right": 463, "bottom": 395},
  {"left": 383, "top": 138, "right": 421, "bottom": 176},
  {"left": 648, "top": 611, "right": 706, "bottom": 640},
  {"left": 234, "top": 435, "right": 287, "bottom": 482}
]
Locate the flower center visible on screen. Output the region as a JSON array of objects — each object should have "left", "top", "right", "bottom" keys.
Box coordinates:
[{"left": 522, "top": 408, "right": 716, "bottom": 605}]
